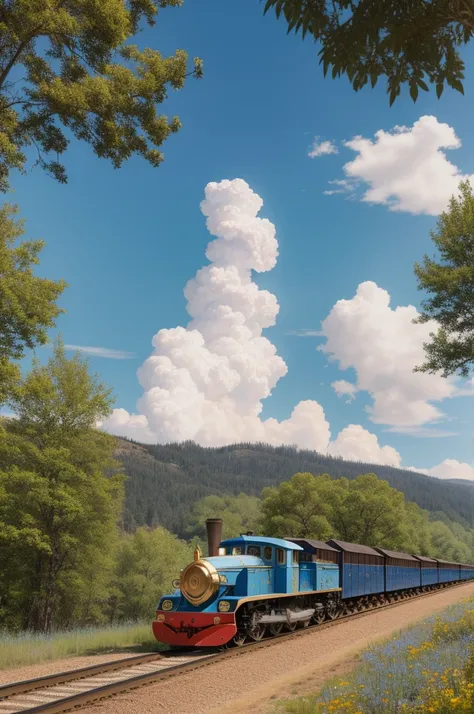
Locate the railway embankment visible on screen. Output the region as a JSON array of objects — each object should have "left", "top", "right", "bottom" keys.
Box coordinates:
[{"left": 82, "top": 581, "right": 474, "bottom": 714}]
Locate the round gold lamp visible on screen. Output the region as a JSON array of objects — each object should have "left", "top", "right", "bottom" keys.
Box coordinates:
[{"left": 180, "top": 558, "right": 220, "bottom": 606}]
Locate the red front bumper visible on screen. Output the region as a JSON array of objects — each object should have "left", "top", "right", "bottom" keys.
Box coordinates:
[{"left": 152, "top": 610, "right": 237, "bottom": 647}]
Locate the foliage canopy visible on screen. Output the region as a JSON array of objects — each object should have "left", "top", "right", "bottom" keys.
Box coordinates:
[
  {"left": 0, "top": 0, "right": 202, "bottom": 190},
  {"left": 113, "top": 527, "right": 192, "bottom": 621},
  {"left": 260, "top": 472, "right": 474, "bottom": 562},
  {"left": 414, "top": 180, "right": 474, "bottom": 378},
  {"left": 0, "top": 205, "right": 66, "bottom": 404},
  {"left": 186, "top": 493, "right": 261, "bottom": 547},
  {"left": 263, "top": 0, "right": 473, "bottom": 105},
  {"left": 0, "top": 340, "right": 122, "bottom": 632}
]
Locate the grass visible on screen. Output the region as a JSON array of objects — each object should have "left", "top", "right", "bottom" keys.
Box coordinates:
[{"left": 0, "top": 622, "right": 164, "bottom": 670}]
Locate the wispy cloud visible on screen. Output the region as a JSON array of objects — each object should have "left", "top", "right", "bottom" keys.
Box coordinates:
[
  {"left": 384, "top": 425, "right": 458, "bottom": 438},
  {"left": 308, "top": 137, "right": 338, "bottom": 158},
  {"left": 64, "top": 345, "right": 136, "bottom": 360},
  {"left": 323, "top": 178, "right": 358, "bottom": 196},
  {"left": 286, "top": 329, "right": 325, "bottom": 337}
]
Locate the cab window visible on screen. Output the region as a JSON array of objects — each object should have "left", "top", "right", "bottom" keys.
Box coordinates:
[
  {"left": 247, "top": 545, "right": 261, "bottom": 557},
  {"left": 277, "top": 548, "right": 286, "bottom": 564},
  {"left": 264, "top": 546, "right": 272, "bottom": 561},
  {"left": 292, "top": 550, "right": 299, "bottom": 564},
  {"left": 232, "top": 546, "right": 243, "bottom": 555}
]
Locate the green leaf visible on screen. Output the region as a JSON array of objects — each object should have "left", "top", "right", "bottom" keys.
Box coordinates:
[
  {"left": 451, "top": 78, "right": 465, "bottom": 94},
  {"left": 389, "top": 84, "right": 399, "bottom": 106},
  {"left": 409, "top": 82, "right": 419, "bottom": 102}
]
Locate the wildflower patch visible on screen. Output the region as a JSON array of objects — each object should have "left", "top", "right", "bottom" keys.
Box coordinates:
[{"left": 277, "top": 599, "right": 474, "bottom": 714}]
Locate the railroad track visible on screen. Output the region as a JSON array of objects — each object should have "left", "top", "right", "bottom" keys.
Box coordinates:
[
  {"left": 0, "top": 651, "right": 217, "bottom": 713},
  {"left": 0, "top": 580, "right": 471, "bottom": 714}
]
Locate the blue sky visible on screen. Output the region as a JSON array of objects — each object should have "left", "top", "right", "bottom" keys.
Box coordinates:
[{"left": 8, "top": 0, "right": 474, "bottom": 478}]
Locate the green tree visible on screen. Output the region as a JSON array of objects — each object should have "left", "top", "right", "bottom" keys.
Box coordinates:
[
  {"left": 429, "top": 519, "right": 472, "bottom": 563},
  {"left": 0, "top": 339, "right": 123, "bottom": 632},
  {"left": 260, "top": 471, "right": 445, "bottom": 554},
  {"left": 187, "top": 493, "right": 262, "bottom": 548},
  {"left": 263, "top": 0, "right": 471, "bottom": 105},
  {"left": 331, "top": 474, "right": 410, "bottom": 548},
  {"left": 0, "top": 0, "right": 202, "bottom": 191},
  {"left": 0, "top": 205, "right": 66, "bottom": 404},
  {"left": 403, "top": 501, "right": 434, "bottom": 557},
  {"left": 114, "top": 526, "right": 192, "bottom": 621},
  {"left": 414, "top": 180, "right": 474, "bottom": 377},
  {"left": 261, "top": 472, "right": 333, "bottom": 539}
]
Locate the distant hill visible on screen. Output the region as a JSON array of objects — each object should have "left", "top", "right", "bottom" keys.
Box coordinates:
[{"left": 114, "top": 439, "right": 474, "bottom": 537}]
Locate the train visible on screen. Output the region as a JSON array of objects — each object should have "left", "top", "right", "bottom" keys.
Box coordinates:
[{"left": 152, "top": 518, "right": 474, "bottom": 648}]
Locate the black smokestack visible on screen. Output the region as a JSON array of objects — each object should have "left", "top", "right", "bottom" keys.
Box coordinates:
[{"left": 206, "top": 518, "right": 223, "bottom": 557}]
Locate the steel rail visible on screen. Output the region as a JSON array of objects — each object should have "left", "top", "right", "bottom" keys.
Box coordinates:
[
  {"left": 1, "top": 580, "right": 472, "bottom": 714},
  {"left": 0, "top": 653, "right": 166, "bottom": 698}
]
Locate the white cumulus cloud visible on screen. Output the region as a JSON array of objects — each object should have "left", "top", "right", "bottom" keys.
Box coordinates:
[
  {"left": 309, "top": 137, "right": 338, "bottom": 158},
  {"left": 328, "top": 424, "right": 401, "bottom": 467},
  {"left": 320, "top": 281, "right": 457, "bottom": 428},
  {"left": 327, "top": 115, "right": 474, "bottom": 215},
  {"left": 408, "top": 459, "right": 474, "bottom": 481}
]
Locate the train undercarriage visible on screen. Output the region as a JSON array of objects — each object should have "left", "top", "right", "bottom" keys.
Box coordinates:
[{"left": 229, "top": 581, "right": 457, "bottom": 647}]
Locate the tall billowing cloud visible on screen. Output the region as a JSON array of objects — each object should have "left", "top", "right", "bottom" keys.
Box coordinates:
[
  {"left": 100, "top": 179, "right": 332, "bottom": 451},
  {"left": 320, "top": 281, "right": 457, "bottom": 430},
  {"left": 325, "top": 115, "right": 474, "bottom": 215}
]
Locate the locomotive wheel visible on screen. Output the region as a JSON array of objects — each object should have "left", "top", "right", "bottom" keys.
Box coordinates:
[
  {"left": 326, "top": 602, "right": 339, "bottom": 620},
  {"left": 313, "top": 609, "right": 325, "bottom": 625},
  {"left": 285, "top": 622, "right": 297, "bottom": 631},
  {"left": 232, "top": 630, "right": 247, "bottom": 647},
  {"left": 248, "top": 623, "right": 266, "bottom": 641},
  {"left": 269, "top": 622, "right": 284, "bottom": 636}
]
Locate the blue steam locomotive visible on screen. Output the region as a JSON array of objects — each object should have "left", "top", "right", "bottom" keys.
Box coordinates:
[{"left": 152, "top": 519, "right": 474, "bottom": 648}]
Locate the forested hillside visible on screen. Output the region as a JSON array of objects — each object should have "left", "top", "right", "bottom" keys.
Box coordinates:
[{"left": 117, "top": 439, "right": 474, "bottom": 537}]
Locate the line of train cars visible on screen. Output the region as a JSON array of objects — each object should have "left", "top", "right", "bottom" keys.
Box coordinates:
[{"left": 152, "top": 518, "right": 474, "bottom": 648}]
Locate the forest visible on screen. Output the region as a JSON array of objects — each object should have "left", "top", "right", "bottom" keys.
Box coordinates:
[{"left": 118, "top": 438, "right": 474, "bottom": 536}]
